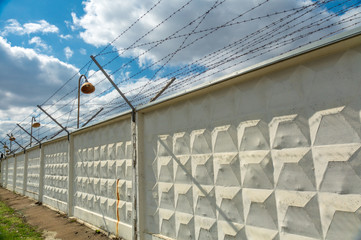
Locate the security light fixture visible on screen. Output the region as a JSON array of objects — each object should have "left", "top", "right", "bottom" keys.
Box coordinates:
[
  {"left": 78, "top": 74, "right": 95, "bottom": 128},
  {"left": 32, "top": 117, "right": 40, "bottom": 128},
  {"left": 9, "top": 134, "right": 15, "bottom": 141}
]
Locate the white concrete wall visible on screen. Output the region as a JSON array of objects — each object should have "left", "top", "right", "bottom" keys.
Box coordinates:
[
  {"left": 6, "top": 157, "right": 15, "bottom": 191},
  {"left": 139, "top": 44, "right": 361, "bottom": 239},
  {"left": 1, "top": 33, "right": 361, "bottom": 240},
  {"left": 43, "top": 139, "right": 69, "bottom": 212},
  {"left": 0, "top": 159, "right": 5, "bottom": 186},
  {"left": 25, "top": 149, "right": 41, "bottom": 199},
  {"left": 73, "top": 118, "right": 132, "bottom": 240},
  {"left": 15, "top": 154, "right": 25, "bottom": 194}
]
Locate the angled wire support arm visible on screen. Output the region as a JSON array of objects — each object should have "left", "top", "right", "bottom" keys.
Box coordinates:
[
  {"left": 82, "top": 107, "right": 104, "bottom": 128},
  {"left": 6, "top": 134, "right": 26, "bottom": 152},
  {"left": 37, "top": 105, "right": 70, "bottom": 139},
  {"left": 90, "top": 55, "right": 135, "bottom": 112},
  {"left": 150, "top": 77, "right": 176, "bottom": 102},
  {"left": 17, "top": 124, "right": 41, "bottom": 145}
]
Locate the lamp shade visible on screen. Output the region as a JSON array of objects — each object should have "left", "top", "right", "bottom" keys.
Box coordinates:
[
  {"left": 32, "top": 122, "right": 41, "bottom": 128},
  {"left": 81, "top": 82, "right": 95, "bottom": 94}
]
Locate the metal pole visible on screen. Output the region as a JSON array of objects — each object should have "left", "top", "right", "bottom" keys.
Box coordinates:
[
  {"left": 90, "top": 55, "right": 135, "bottom": 113},
  {"left": 77, "top": 75, "right": 87, "bottom": 129},
  {"left": 6, "top": 134, "right": 25, "bottom": 152},
  {"left": 91, "top": 55, "right": 138, "bottom": 239},
  {"left": 150, "top": 77, "right": 176, "bottom": 102},
  {"left": 37, "top": 105, "right": 70, "bottom": 137},
  {"left": 30, "top": 117, "right": 34, "bottom": 147},
  {"left": 17, "top": 124, "right": 41, "bottom": 145},
  {"left": 81, "top": 107, "right": 104, "bottom": 128},
  {"left": 50, "top": 129, "right": 65, "bottom": 140}
]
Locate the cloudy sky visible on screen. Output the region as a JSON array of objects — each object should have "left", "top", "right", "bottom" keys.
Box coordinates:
[{"left": 0, "top": 0, "right": 361, "bottom": 151}]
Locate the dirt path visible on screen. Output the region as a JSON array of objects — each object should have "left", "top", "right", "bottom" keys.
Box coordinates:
[{"left": 0, "top": 187, "right": 116, "bottom": 240}]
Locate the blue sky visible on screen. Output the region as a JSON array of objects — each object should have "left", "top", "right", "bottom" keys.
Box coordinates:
[
  {"left": 0, "top": 0, "right": 97, "bottom": 67},
  {"left": 0, "top": 0, "right": 361, "bottom": 148}
]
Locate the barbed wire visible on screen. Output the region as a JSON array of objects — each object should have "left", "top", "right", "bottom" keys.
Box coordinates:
[{"left": 2, "top": 0, "right": 361, "bottom": 153}]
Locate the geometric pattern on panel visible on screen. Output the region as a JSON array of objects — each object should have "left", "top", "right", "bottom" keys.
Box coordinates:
[
  {"left": 310, "top": 106, "right": 361, "bottom": 146},
  {"left": 192, "top": 154, "right": 214, "bottom": 186},
  {"left": 174, "top": 156, "right": 192, "bottom": 184},
  {"left": 212, "top": 125, "right": 237, "bottom": 153},
  {"left": 175, "top": 212, "right": 195, "bottom": 239},
  {"left": 245, "top": 226, "right": 279, "bottom": 240},
  {"left": 158, "top": 135, "right": 173, "bottom": 157},
  {"left": 175, "top": 184, "right": 193, "bottom": 214},
  {"left": 318, "top": 193, "right": 361, "bottom": 240},
  {"left": 194, "top": 185, "right": 216, "bottom": 219},
  {"left": 74, "top": 138, "right": 132, "bottom": 226},
  {"left": 269, "top": 114, "right": 310, "bottom": 149},
  {"left": 272, "top": 148, "right": 316, "bottom": 191},
  {"left": 159, "top": 208, "right": 176, "bottom": 239},
  {"left": 158, "top": 182, "right": 174, "bottom": 210},
  {"left": 213, "top": 153, "right": 241, "bottom": 187},
  {"left": 217, "top": 221, "right": 246, "bottom": 240},
  {"left": 194, "top": 216, "right": 217, "bottom": 240},
  {"left": 215, "top": 187, "right": 243, "bottom": 224},
  {"left": 276, "top": 191, "right": 322, "bottom": 239},
  {"left": 173, "top": 132, "right": 190, "bottom": 156},
  {"left": 238, "top": 120, "right": 269, "bottom": 151},
  {"left": 157, "top": 156, "right": 174, "bottom": 183},
  {"left": 312, "top": 144, "right": 361, "bottom": 194},
  {"left": 243, "top": 189, "right": 278, "bottom": 231},
  {"left": 240, "top": 151, "right": 273, "bottom": 189},
  {"left": 191, "top": 129, "right": 212, "bottom": 154}
]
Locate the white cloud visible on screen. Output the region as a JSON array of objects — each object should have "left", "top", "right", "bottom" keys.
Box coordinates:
[
  {"left": 64, "top": 46, "right": 74, "bottom": 59},
  {"left": 2, "top": 19, "right": 59, "bottom": 36},
  {"left": 72, "top": 0, "right": 361, "bottom": 68},
  {"left": 0, "top": 37, "right": 78, "bottom": 138},
  {"left": 60, "top": 34, "right": 72, "bottom": 40},
  {"left": 29, "top": 36, "right": 51, "bottom": 52},
  {"left": 79, "top": 48, "right": 87, "bottom": 55}
]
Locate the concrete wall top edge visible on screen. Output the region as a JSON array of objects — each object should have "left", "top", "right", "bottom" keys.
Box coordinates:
[
  {"left": 138, "top": 26, "right": 361, "bottom": 113},
  {"left": 8, "top": 27, "right": 361, "bottom": 156}
]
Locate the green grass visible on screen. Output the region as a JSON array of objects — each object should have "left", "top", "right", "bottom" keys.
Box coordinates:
[{"left": 0, "top": 200, "right": 43, "bottom": 240}]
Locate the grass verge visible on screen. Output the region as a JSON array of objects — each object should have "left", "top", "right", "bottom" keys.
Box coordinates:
[{"left": 0, "top": 200, "right": 42, "bottom": 240}]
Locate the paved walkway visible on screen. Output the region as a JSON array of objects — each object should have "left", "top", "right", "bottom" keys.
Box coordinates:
[{"left": 0, "top": 187, "right": 118, "bottom": 240}]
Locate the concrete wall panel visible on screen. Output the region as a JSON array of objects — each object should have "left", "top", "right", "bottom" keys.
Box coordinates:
[
  {"left": 140, "top": 44, "right": 361, "bottom": 240},
  {"left": 43, "top": 139, "right": 69, "bottom": 212},
  {"left": 15, "top": 154, "right": 25, "bottom": 194},
  {"left": 6, "top": 157, "right": 15, "bottom": 191},
  {"left": 0, "top": 159, "right": 6, "bottom": 186},
  {"left": 25, "top": 149, "right": 41, "bottom": 199},
  {"left": 73, "top": 118, "right": 132, "bottom": 239}
]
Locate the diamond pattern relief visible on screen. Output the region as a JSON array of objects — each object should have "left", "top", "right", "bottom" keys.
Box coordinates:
[
  {"left": 312, "top": 144, "right": 361, "bottom": 193},
  {"left": 238, "top": 120, "right": 269, "bottom": 151},
  {"left": 310, "top": 106, "right": 361, "bottom": 146},
  {"left": 276, "top": 191, "right": 322, "bottom": 239},
  {"left": 151, "top": 99, "right": 361, "bottom": 240},
  {"left": 243, "top": 189, "right": 277, "bottom": 230},
  {"left": 270, "top": 114, "right": 310, "bottom": 149},
  {"left": 212, "top": 125, "right": 237, "bottom": 153},
  {"left": 318, "top": 193, "right": 361, "bottom": 240},
  {"left": 240, "top": 151, "right": 273, "bottom": 189},
  {"left": 273, "top": 148, "right": 316, "bottom": 191}
]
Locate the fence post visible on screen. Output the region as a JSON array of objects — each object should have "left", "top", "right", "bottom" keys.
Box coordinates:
[
  {"left": 0, "top": 160, "right": 2, "bottom": 187},
  {"left": 5, "top": 159, "right": 8, "bottom": 188},
  {"left": 23, "top": 151, "right": 29, "bottom": 195},
  {"left": 135, "top": 112, "right": 144, "bottom": 240},
  {"left": 38, "top": 147, "right": 45, "bottom": 202},
  {"left": 67, "top": 134, "right": 75, "bottom": 216},
  {"left": 13, "top": 155, "right": 17, "bottom": 191}
]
